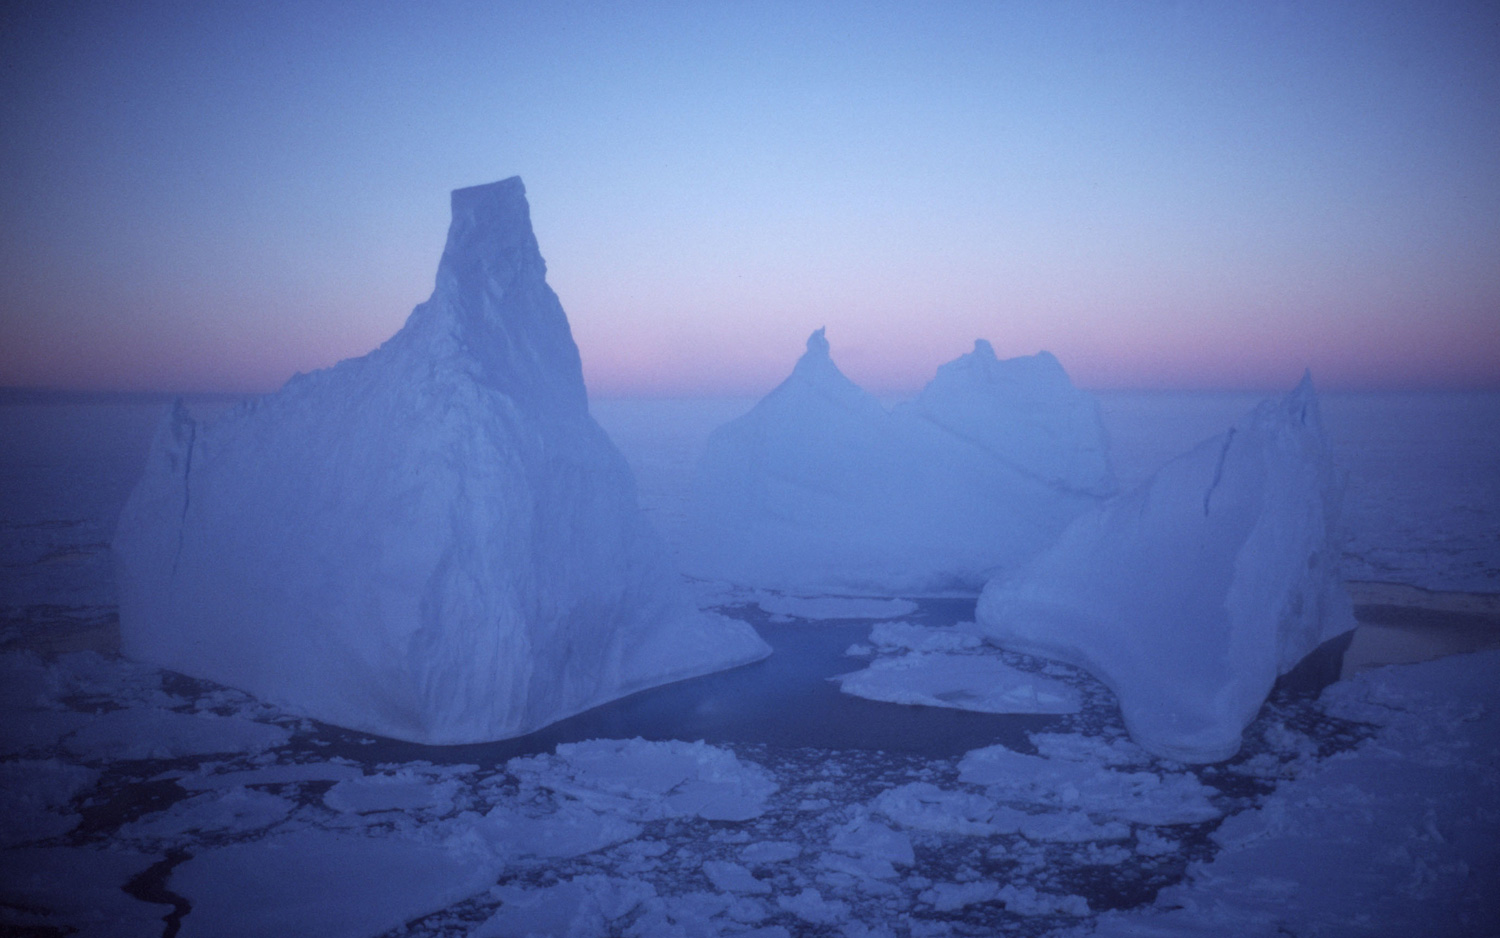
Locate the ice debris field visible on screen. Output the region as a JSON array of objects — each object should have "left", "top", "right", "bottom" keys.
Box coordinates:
[{"left": 2, "top": 178, "right": 1498, "bottom": 936}]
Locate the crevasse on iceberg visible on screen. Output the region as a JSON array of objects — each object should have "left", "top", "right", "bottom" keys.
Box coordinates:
[
  {"left": 113, "top": 177, "right": 769, "bottom": 744},
  {"left": 685, "top": 329, "right": 1114, "bottom": 594},
  {"left": 977, "top": 375, "right": 1356, "bottom": 763}
]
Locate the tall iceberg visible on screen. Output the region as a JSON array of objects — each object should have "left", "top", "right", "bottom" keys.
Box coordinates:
[
  {"left": 685, "top": 331, "right": 1113, "bottom": 594},
  {"left": 113, "top": 177, "right": 769, "bottom": 745},
  {"left": 976, "top": 376, "right": 1356, "bottom": 762}
]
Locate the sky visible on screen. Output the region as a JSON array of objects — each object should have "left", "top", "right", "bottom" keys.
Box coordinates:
[{"left": 2, "top": 1, "right": 1497, "bottom": 396}]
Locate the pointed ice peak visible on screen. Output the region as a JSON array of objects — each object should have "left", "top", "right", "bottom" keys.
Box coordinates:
[
  {"left": 435, "top": 176, "right": 545, "bottom": 291},
  {"left": 1290, "top": 369, "right": 1316, "bottom": 406},
  {"left": 1260, "top": 370, "right": 1322, "bottom": 432},
  {"left": 806, "top": 327, "right": 830, "bottom": 358},
  {"left": 399, "top": 176, "right": 585, "bottom": 414},
  {"left": 764, "top": 328, "right": 882, "bottom": 417},
  {"left": 790, "top": 327, "right": 844, "bottom": 382}
]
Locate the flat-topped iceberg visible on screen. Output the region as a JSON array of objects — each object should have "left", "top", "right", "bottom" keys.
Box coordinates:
[
  {"left": 113, "top": 177, "right": 769, "bottom": 744},
  {"left": 685, "top": 330, "right": 1113, "bottom": 594},
  {"left": 977, "top": 376, "right": 1356, "bottom": 762}
]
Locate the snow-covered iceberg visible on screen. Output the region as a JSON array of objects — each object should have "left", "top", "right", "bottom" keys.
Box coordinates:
[
  {"left": 685, "top": 331, "right": 1113, "bottom": 594},
  {"left": 113, "top": 177, "right": 769, "bottom": 744},
  {"left": 976, "top": 376, "right": 1356, "bottom": 762}
]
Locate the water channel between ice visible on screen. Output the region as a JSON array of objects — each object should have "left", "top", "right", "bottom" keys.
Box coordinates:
[{"left": 311, "top": 597, "right": 1068, "bottom": 768}]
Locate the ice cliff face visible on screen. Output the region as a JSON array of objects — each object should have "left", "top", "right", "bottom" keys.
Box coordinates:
[
  {"left": 113, "top": 177, "right": 769, "bottom": 745},
  {"left": 977, "top": 375, "right": 1356, "bottom": 763},
  {"left": 685, "top": 331, "right": 1114, "bottom": 594}
]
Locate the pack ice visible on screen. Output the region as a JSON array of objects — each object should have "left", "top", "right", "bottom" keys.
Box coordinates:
[
  {"left": 686, "top": 330, "right": 1113, "bottom": 593},
  {"left": 977, "top": 376, "right": 1356, "bottom": 762},
  {"left": 112, "top": 177, "right": 769, "bottom": 744}
]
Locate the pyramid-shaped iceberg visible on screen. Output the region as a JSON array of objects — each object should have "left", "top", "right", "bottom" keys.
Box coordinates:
[
  {"left": 685, "top": 330, "right": 1114, "bottom": 594},
  {"left": 113, "top": 177, "right": 769, "bottom": 744},
  {"left": 977, "top": 376, "right": 1356, "bottom": 762}
]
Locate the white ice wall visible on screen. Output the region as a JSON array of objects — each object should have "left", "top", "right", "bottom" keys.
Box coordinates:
[
  {"left": 113, "top": 178, "right": 768, "bottom": 744},
  {"left": 977, "top": 376, "right": 1356, "bottom": 762}
]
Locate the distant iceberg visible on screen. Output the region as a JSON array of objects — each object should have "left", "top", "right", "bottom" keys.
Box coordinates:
[
  {"left": 685, "top": 330, "right": 1114, "bottom": 594},
  {"left": 113, "top": 177, "right": 769, "bottom": 744},
  {"left": 977, "top": 376, "right": 1356, "bottom": 762}
]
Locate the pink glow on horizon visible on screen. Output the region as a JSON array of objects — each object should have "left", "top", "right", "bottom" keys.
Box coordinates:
[{"left": 3, "top": 3, "right": 1497, "bottom": 397}]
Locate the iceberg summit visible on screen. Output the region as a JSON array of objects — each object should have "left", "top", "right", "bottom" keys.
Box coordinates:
[{"left": 113, "top": 177, "right": 769, "bottom": 744}]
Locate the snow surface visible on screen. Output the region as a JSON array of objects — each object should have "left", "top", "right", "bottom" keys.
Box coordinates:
[
  {"left": 111, "top": 178, "right": 768, "bottom": 744},
  {"left": 978, "top": 376, "right": 1357, "bottom": 762},
  {"left": 686, "top": 331, "right": 1114, "bottom": 594},
  {"left": 1084, "top": 650, "right": 1500, "bottom": 937}
]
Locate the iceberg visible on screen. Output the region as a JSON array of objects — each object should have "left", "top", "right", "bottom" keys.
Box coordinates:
[
  {"left": 685, "top": 331, "right": 1113, "bottom": 594},
  {"left": 976, "top": 376, "right": 1356, "bottom": 762},
  {"left": 902, "top": 341, "right": 1114, "bottom": 497},
  {"left": 113, "top": 177, "right": 769, "bottom": 744}
]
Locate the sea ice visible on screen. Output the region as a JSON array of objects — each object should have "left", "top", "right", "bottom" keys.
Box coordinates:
[
  {"left": 997, "top": 884, "right": 1091, "bottom": 917},
  {"left": 170, "top": 828, "right": 501, "bottom": 938},
  {"left": 977, "top": 376, "right": 1356, "bottom": 762},
  {"left": 833, "top": 652, "right": 1082, "bottom": 714},
  {"left": 0, "top": 759, "right": 96, "bottom": 846},
  {"left": 957, "top": 743, "right": 1220, "bottom": 825},
  {"left": 1090, "top": 650, "right": 1500, "bottom": 937},
  {"left": 755, "top": 594, "right": 917, "bottom": 620},
  {"left": 828, "top": 811, "right": 914, "bottom": 872},
  {"left": 175, "top": 760, "right": 365, "bottom": 790},
  {"left": 776, "top": 887, "right": 850, "bottom": 925},
  {"left": 117, "top": 787, "right": 292, "bottom": 842},
  {"left": 920, "top": 880, "right": 1000, "bottom": 912},
  {"left": 61, "top": 706, "right": 290, "bottom": 761},
  {"left": 703, "top": 860, "right": 771, "bottom": 894},
  {"left": 872, "top": 782, "right": 1005, "bottom": 836},
  {"left": 686, "top": 331, "right": 1113, "bottom": 594},
  {"left": 507, "top": 738, "right": 778, "bottom": 823},
  {"left": 112, "top": 177, "right": 768, "bottom": 744},
  {"left": 475, "top": 876, "right": 656, "bottom": 938},
  {"left": 323, "top": 770, "right": 461, "bottom": 815},
  {"left": 477, "top": 799, "right": 642, "bottom": 860},
  {"left": 866, "top": 620, "right": 983, "bottom": 653},
  {"left": 1015, "top": 811, "right": 1131, "bottom": 843},
  {"left": 741, "top": 841, "right": 802, "bottom": 866},
  {"left": 0, "top": 846, "right": 166, "bottom": 938}
]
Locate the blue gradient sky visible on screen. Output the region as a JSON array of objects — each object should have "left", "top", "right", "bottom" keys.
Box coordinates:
[{"left": 2, "top": 1, "right": 1497, "bottom": 395}]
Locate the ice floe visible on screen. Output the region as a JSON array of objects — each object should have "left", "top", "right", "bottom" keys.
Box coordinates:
[{"left": 835, "top": 652, "right": 1082, "bottom": 714}]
